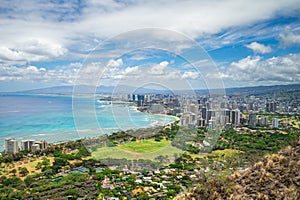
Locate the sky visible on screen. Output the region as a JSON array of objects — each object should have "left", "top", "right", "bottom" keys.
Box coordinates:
[{"left": 0, "top": 0, "right": 300, "bottom": 92}]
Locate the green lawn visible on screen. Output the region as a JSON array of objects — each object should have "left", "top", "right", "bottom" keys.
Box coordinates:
[
  {"left": 91, "top": 138, "right": 185, "bottom": 160},
  {"left": 119, "top": 138, "right": 170, "bottom": 153}
]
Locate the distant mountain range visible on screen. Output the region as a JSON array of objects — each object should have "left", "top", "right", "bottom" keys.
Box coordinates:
[
  {"left": 224, "top": 84, "right": 300, "bottom": 96},
  {"left": 16, "top": 85, "right": 174, "bottom": 95},
  {"left": 13, "top": 83, "right": 300, "bottom": 96}
]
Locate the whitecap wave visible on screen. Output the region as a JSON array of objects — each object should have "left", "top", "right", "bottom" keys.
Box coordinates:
[{"left": 0, "top": 110, "right": 20, "bottom": 114}]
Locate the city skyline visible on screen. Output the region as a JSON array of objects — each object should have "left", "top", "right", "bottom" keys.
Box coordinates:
[{"left": 0, "top": 0, "right": 300, "bottom": 92}]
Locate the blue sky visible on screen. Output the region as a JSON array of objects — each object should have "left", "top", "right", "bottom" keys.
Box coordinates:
[{"left": 0, "top": 0, "right": 300, "bottom": 92}]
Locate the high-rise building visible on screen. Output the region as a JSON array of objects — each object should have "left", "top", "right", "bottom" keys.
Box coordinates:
[
  {"left": 201, "top": 107, "right": 207, "bottom": 120},
  {"left": 21, "top": 140, "right": 35, "bottom": 151},
  {"left": 5, "top": 138, "right": 19, "bottom": 154},
  {"left": 225, "top": 109, "right": 231, "bottom": 122},
  {"left": 259, "top": 116, "right": 269, "bottom": 126},
  {"left": 266, "top": 102, "right": 276, "bottom": 112},
  {"left": 249, "top": 113, "right": 257, "bottom": 129},
  {"left": 206, "top": 110, "right": 216, "bottom": 123},
  {"left": 197, "top": 118, "right": 205, "bottom": 127},
  {"left": 272, "top": 118, "right": 279, "bottom": 128},
  {"left": 34, "top": 140, "right": 48, "bottom": 150},
  {"left": 132, "top": 94, "right": 137, "bottom": 102},
  {"left": 208, "top": 119, "right": 216, "bottom": 130},
  {"left": 231, "top": 109, "right": 240, "bottom": 126},
  {"left": 136, "top": 95, "right": 144, "bottom": 107},
  {"left": 31, "top": 144, "right": 40, "bottom": 152}
]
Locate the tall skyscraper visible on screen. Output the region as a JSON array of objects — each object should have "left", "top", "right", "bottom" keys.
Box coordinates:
[
  {"left": 5, "top": 138, "right": 19, "bottom": 154},
  {"left": 259, "top": 116, "right": 269, "bottom": 126},
  {"left": 249, "top": 113, "right": 257, "bottom": 129},
  {"left": 201, "top": 107, "right": 207, "bottom": 121},
  {"left": 266, "top": 102, "right": 276, "bottom": 112},
  {"left": 206, "top": 110, "right": 216, "bottom": 123},
  {"left": 225, "top": 109, "right": 231, "bottom": 123},
  {"left": 21, "top": 140, "right": 35, "bottom": 151},
  {"left": 231, "top": 109, "right": 240, "bottom": 127},
  {"left": 272, "top": 118, "right": 279, "bottom": 128}
]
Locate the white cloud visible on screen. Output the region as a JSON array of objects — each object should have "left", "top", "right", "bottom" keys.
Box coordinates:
[
  {"left": 0, "top": 0, "right": 299, "bottom": 65},
  {"left": 279, "top": 32, "right": 300, "bottom": 47},
  {"left": 26, "top": 66, "right": 40, "bottom": 73},
  {"left": 245, "top": 42, "right": 272, "bottom": 54},
  {"left": 79, "top": 0, "right": 300, "bottom": 38},
  {"left": 1, "top": 0, "right": 300, "bottom": 90},
  {"left": 149, "top": 61, "right": 168, "bottom": 75},
  {"left": 124, "top": 66, "right": 140, "bottom": 74},
  {"left": 19, "top": 38, "right": 67, "bottom": 57},
  {"left": 182, "top": 71, "right": 199, "bottom": 79},
  {"left": 0, "top": 39, "right": 67, "bottom": 64},
  {"left": 0, "top": 63, "right": 82, "bottom": 84},
  {"left": 106, "top": 58, "right": 123, "bottom": 67},
  {"left": 218, "top": 53, "right": 300, "bottom": 86}
]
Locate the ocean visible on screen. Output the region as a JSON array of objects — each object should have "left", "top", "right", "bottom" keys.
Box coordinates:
[{"left": 0, "top": 94, "right": 177, "bottom": 151}]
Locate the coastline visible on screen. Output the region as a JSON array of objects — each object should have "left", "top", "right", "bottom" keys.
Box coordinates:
[
  {"left": 0, "top": 97, "right": 178, "bottom": 152},
  {"left": 17, "top": 118, "right": 178, "bottom": 152},
  {"left": 153, "top": 113, "right": 180, "bottom": 121}
]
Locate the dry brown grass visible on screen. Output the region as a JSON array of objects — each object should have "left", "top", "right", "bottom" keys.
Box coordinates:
[{"left": 176, "top": 139, "right": 300, "bottom": 200}]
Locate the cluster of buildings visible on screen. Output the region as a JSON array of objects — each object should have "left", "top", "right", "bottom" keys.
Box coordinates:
[
  {"left": 179, "top": 107, "right": 241, "bottom": 130},
  {"left": 248, "top": 113, "right": 279, "bottom": 129},
  {"left": 5, "top": 138, "right": 48, "bottom": 154},
  {"left": 124, "top": 93, "right": 293, "bottom": 130},
  {"left": 127, "top": 94, "right": 243, "bottom": 130}
]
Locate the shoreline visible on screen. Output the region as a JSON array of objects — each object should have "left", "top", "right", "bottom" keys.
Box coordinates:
[
  {"left": 56, "top": 112, "right": 179, "bottom": 145},
  {"left": 0, "top": 102, "right": 179, "bottom": 152}
]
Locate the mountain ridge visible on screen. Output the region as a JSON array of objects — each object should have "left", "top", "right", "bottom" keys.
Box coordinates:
[{"left": 8, "top": 83, "right": 300, "bottom": 96}]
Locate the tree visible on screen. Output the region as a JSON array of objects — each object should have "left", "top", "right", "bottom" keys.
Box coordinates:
[
  {"left": 52, "top": 157, "right": 69, "bottom": 172},
  {"left": 8, "top": 191, "right": 24, "bottom": 200},
  {"left": 42, "top": 157, "right": 50, "bottom": 166},
  {"left": 24, "top": 175, "right": 35, "bottom": 187},
  {"left": 10, "top": 169, "right": 17, "bottom": 176},
  {"left": 19, "top": 167, "right": 29, "bottom": 177},
  {"left": 77, "top": 146, "right": 90, "bottom": 157},
  {"left": 35, "top": 162, "right": 43, "bottom": 170}
]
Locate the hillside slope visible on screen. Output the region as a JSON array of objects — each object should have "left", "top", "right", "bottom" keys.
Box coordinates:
[{"left": 176, "top": 139, "right": 300, "bottom": 200}]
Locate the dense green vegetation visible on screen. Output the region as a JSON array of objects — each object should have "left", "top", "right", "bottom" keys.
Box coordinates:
[{"left": 214, "top": 128, "right": 300, "bottom": 157}]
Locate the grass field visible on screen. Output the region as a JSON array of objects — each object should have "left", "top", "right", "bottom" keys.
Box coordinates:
[
  {"left": 1, "top": 156, "right": 54, "bottom": 179},
  {"left": 209, "top": 149, "right": 242, "bottom": 160},
  {"left": 119, "top": 138, "right": 170, "bottom": 153},
  {"left": 91, "top": 138, "right": 185, "bottom": 160}
]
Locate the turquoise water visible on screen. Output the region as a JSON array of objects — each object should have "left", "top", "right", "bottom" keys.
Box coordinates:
[{"left": 0, "top": 94, "right": 177, "bottom": 151}]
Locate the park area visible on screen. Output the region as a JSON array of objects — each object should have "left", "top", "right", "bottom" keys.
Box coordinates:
[{"left": 91, "top": 138, "right": 184, "bottom": 160}]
